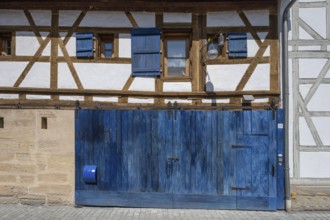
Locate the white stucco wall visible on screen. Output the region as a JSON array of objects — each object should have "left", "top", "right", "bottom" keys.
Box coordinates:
[
  {"left": 74, "top": 63, "right": 131, "bottom": 90},
  {"left": 79, "top": 11, "right": 132, "bottom": 27},
  {"left": 0, "top": 10, "right": 29, "bottom": 26},
  {"left": 0, "top": 62, "right": 28, "bottom": 87}
]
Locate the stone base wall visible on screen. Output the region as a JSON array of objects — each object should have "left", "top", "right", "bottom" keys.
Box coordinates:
[
  {"left": 0, "top": 110, "right": 74, "bottom": 205},
  {"left": 291, "top": 185, "right": 330, "bottom": 211}
]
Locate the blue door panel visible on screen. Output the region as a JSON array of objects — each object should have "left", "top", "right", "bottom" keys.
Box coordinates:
[{"left": 75, "top": 109, "right": 282, "bottom": 210}]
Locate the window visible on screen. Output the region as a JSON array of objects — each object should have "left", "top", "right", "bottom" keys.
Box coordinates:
[
  {"left": 41, "top": 117, "right": 47, "bottom": 129},
  {"left": 164, "top": 35, "right": 190, "bottom": 78},
  {"left": 0, "top": 33, "right": 12, "bottom": 56},
  {"left": 98, "top": 34, "right": 114, "bottom": 58},
  {"left": 0, "top": 117, "right": 4, "bottom": 128}
]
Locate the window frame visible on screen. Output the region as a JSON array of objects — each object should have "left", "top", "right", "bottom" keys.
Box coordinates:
[
  {"left": 163, "top": 33, "right": 191, "bottom": 80},
  {"left": 97, "top": 34, "right": 115, "bottom": 58},
  {"left": 0, "top": 32, "right": 13, "bottom": 56}
]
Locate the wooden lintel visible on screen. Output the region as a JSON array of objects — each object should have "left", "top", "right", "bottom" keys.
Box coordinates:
[
  {"left": 206, "top": 57, "right": 270, "bottom": 65},
  {"left": 0, "top": 87, "right": 280, "bottom": 99},
  {"left": 0, "top": 1, "right": 276, "bottom": 12}
]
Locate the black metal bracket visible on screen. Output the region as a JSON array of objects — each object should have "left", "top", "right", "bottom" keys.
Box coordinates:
[
  {"left": 75, "top": 100, "right": 81, "bottom": 110},
  {"left": 232, "top": 145, "right": 251, "bottom": 149},
  {"left": 173, "top": 101, "right": 179, "bottom": 120},
  {"left": 231, "top": 187, "right": 252, "bottom": 190},
  {"left": 167, "top": 101, "right": 172, "bottom": 120}
]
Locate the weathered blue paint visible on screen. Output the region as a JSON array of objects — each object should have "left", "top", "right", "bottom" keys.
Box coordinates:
[
  {"left": 75, "top": 110, "right": 283, "bottom": 210},
  {"left": 131, "top": 28, "right": 161, "bottom": 76},
  {"left": 228, "top": 32, "right": 248, "bottom": 58},
  {"left": 276, "top": 109, "right": 285, "bottom": 209},
  {"left": 76, "top": 32, "right": 94, "bottom": 58}
]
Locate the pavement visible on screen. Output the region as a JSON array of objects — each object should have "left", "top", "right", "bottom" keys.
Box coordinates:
[{"left": 1, "top": 204, "right": 330, "bottom": 220}]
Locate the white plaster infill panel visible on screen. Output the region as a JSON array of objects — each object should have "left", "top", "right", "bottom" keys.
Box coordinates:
[
  {"left": 0, "top": 10, "right": 29, "bottom": 26},
  {"left": 58, "top": 32, "right": 76, "bottom": 57},
  {"left": 299, "top": 84, "right": 312, "bottom": 100},
  {"left": 20, "top": 63, "right": 50, "bottom": 88},
  {"left": 307, "top": 84, "right": 330, "bottom": 111},
  {"left": 16, "top": 32, "right": 43, "bottom": 56},
  {"left": 247, "top": 33, "right": 270, "bottom": 57},
  {"left": 299, "top": 27, "right": 314, "bottom": 40},
  {"left": 163, "top": 82, "right": 192, "bottom": 92},
  {"left": 298, "top": 59, "right": 327, "bottom": 78},
  {"left": 202, "top": 99, "right": 230, "bottom": 104},
  {"left": 243, "top": 10, "right": 269, "bottom": 26},
  {"left": 119, "top": 34, "right": 131, "bottom": 58},
  {"left": 244, "top": 64, "right": 270, "bottom": 91},
  {"left": 128, "top": 98, "right": 154, "bottom": 104},
  {"left": 207, "top": 12, "right": 244, "bottom": 27},
  {"left": 131, "top": 12, "right": 155, "bottom": 27},
  {"left": 26, "top": 95, "right": 51, "bottom": 100},
  {"left": 0, "top": 94, "right": 19, "bottom": 99},
  {"left": 299, "top": 7, "right": 326, "bottom": 39},
  {"left": 60, "top": 96, "right": 84, "bottom": 101},
  {"left": 58, "top": 63, "right": 78, "bottom": 89},
  {"left": 129, "top": 77, "right": 155, "bottom": 91},
  {"left": 75, "top": 63, "right": 131, "bottom": 90},
  {"left": 163, "top": 13, "right": 192, "bottom": 23},
  {"left": 93, "top": 97, "right": 118, "bottom": 102},
  {"left": 59, "top": 10, "right": 81, "bottom": 26},
  {"left": 80, "top": 11, "right": 132, "bottom": 27},
  {"left": 300, "top": 152, "right": 330, "bottom": 178},
  {"left": 0, "top": 62, "right": 28, "bottom": 87},
  {"left": 299, "top": 117, "right": 316, "bottom": 146},
  {"left": 312, "top": 117, "right": 330, "bottom": 146},
  {"left": 30, "top": 10, "right": 51, "bottom": 26},
  {"left": 165, "top": 99, "right": 192, "bottom": 104},
  {"left": 206, "top": 64, "right": 248, "bottom": 91}
]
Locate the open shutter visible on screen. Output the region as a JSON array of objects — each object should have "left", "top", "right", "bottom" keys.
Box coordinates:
[
  {"left": 228, "top": 32, "right": 247, "bottom": 58},
  {"left": 131, "top": 28, "right": 161, "bottom": 76},
  {"left": 76, "top": 32, "right": 94, "bottom": 58}
]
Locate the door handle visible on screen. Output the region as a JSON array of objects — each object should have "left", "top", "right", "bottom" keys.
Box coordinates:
[{"left": 272, "top": 164, "right": 275, "bottom": 177}]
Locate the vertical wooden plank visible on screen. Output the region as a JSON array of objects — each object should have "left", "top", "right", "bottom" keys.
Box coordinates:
[
  {"left": 155, "top": 13, "right": 164, "bottom": 105},
  {"left": 251, "top": 110, "right": 269, "bottom": 135},
  {"left": 217, "top": 111, "right": 224, "bottom": 195},
  {"left": 50, "top": 10, "right": 59, "bottom": 100},
  {"left": 276, "top": 109, "right": 285, "bottom": 209},
  {"left": 192, "top": 14, "right": 201, "bottom": 93},
  {"left": 120, "top": 110, "right": 129, "bottom": 191},
  {"left": 269, "top": 7, "right": 279, "bottom": 93}
]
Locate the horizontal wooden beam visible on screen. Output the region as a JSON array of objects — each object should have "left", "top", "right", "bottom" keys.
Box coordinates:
[
  {"left": 0, "top": 87, "right": 280, "bottom": 99},
  {"left": 207, "top": 26, "right": 269, "bottom": 34},
  {"left": 206, "top": 57, "right": 269, "bottom": 65},
  {"left": 0, "top": 26, "right": 132, "bottom": 33},
  {"left": 0, "top": 56, "right": 131, "bottom": 64},
  {"left": 0, "top": 1, "right": 276, "bottom": 12}
]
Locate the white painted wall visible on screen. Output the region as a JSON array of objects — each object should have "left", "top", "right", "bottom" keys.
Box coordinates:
[
  {"left": 30, "top": 10, "right": 51, "bottom": 26},
  {"left": 206, "top": 64, "right": 248, "bottom": 91},
  {"left": 207, "top": 12, "right": 244, "bottom": 27},
  {"left": 20, "top": 62, "right": 50, "bottom": 88},
  {"left": 0, "top": 10, "right": 29, "bottom": 26},
  {"left": 131, "top": 12, "right": 155, "bottom": 27},
  {"left": 129, "top": 78, "right": 155, "bottom": 91},
  {"left": 0, "top": 62, "right": 28, "bottom": 87},
  {"left": 119, "top": 34, "right": 131, "bottom": 58},
  {"left": 74, "top": 63, "right": 131, "bottom": 90},
  {"left": 59, "top": 10, "right": 81, "bottom": 27},
  {"left": 163, "top": 82, "right": 192, "bottom": 92},
  {"left": 80, "top": 11, "right": 132, "bottom": 27},
  {"left": 300, "top": 152, "right": 330, "bottom": 178},
  {"left": 163, "top": 13, "right": 192, "bottom": 23}
]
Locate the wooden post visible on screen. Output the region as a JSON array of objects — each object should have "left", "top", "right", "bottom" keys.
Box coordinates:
[{"left": 50, "top": 10, "right": 59, "bottom": 101}]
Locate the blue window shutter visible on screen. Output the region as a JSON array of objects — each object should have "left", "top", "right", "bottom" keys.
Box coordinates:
[
  {"left": 76, "top": 32, "right": 94, "bottom": 58},
  {"left": 131, "top": 28, "right": 161, "bottom": 77},
  {"left": 228, "top": 32, "right": 247, "bottom": 58}
]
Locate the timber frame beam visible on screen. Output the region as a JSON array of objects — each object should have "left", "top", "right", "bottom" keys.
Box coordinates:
[{"left": 0, "top": 1, "right": 276, "bottom": 12}]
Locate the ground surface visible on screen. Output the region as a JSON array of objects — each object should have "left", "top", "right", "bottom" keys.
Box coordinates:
[{"left": 1, "top": 204, "right": 330, "bottom": 220}]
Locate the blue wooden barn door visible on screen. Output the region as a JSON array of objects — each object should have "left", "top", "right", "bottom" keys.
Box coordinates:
[
  {"left": 233, "top": 111, "right": 277, "bottom": 210},
  {"left": 75, "top": 109, "right": 279, "bottom": 210}
]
